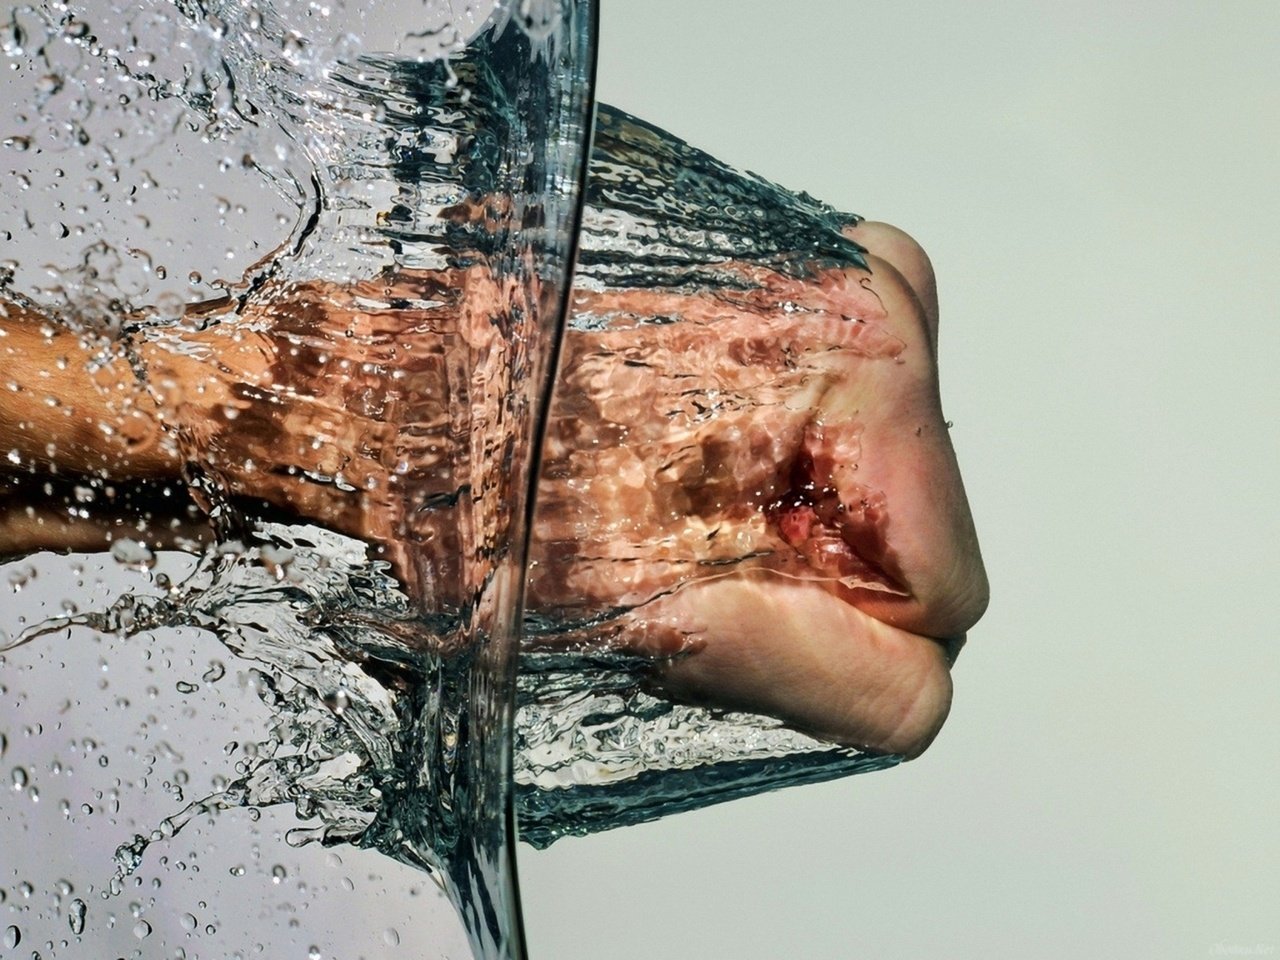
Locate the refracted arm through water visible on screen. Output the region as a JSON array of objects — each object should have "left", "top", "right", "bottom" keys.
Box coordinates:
[{"left": 0, "top": 107, "right": 987, "bottom": 765}]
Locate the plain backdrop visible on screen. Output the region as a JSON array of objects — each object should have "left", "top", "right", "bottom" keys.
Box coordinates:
[
  {"left": 517, "top": 2, "right": 1280, "bottom": 958},
  {"left": 0, "top": 2, "right": 1274, "bottom": 958}
]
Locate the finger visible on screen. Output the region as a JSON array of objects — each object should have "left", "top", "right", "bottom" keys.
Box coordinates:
[
  {"left": 638, "top": 574, "right": 955, "bottom": 759},
  {"left": 809, "top": 252, "right": 988, "bottom": 642},
  {"left": 842, "top": 220, "right": 939, "bottom": 336}
]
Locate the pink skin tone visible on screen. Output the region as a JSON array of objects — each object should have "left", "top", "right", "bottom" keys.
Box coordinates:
[
  {"left": 534, "top": 222, "right": 985, "bottom": 756},
  {"left": 0, "top": 221, "right": 987, "bottom": 759}
]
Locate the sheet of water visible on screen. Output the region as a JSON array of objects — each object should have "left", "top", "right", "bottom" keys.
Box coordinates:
[
  {"left": 514, "top": 105, "right": 903, "bottom": 847},
  {"left": 2, "top": 1, "right": 905, "bottom": 956},
  {"left": 1, "top": 1, "right": 595, "bottom": 958}
]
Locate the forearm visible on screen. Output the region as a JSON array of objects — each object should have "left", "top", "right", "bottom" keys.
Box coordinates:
[{"left": 0, "top": 302, "right": 180, "bottom": 479}]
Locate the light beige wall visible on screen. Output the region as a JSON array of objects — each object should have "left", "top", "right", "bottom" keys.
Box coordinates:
[{"left": 518, "top": 2, "right": 1280, "bottom": 957}]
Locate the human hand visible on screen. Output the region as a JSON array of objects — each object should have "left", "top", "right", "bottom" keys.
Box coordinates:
[
  {"left": 529, "top": 221, "right": 987, "bottom": 757},
  {"left": 0, "top": 224, "right": 985, "bottom": 759}
]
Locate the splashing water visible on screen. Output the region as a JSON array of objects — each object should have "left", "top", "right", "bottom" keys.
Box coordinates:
[
  {"left": 1, "top": 1, "right": 594, "bottom": 957},
  {"left": 514, "top": 105, "right": 905, "bottom": 846},
  {"left": 1, "top": 0, "right": 909, "bottom": 956}
]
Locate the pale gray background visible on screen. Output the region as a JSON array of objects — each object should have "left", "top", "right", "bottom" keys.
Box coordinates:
[{"left": 518, "top": 2, "right": 1279, "bottom": 958}]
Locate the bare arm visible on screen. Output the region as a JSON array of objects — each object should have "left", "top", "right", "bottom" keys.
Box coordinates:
[
  {"left": 0, "top": 303, "right": 178, "bottom": 479},
  {"left": 1, "top": 236, "right": 987, "bottom": 760}
]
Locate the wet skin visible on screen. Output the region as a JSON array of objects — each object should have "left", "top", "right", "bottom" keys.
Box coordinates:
[{"left": 0, "top": 221, "right": 987, "bottom": 759}]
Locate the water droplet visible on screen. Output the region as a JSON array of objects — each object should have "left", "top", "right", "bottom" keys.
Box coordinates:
[
  {"left": 175, "top": 681, "right": 199, "bottom": 695},
  {"left": 308, "top": 947, "right": 322, "bottom": 960},
  {"left": 322, "top": 689, "right": 350, "bottom": 716},
  {"left": 202, "top": 660, "right": 226, "bottom": 683},
  {"left": 180, "top": 913, "right": 197, "bottom": 932},
  {"left": 270, "top": 864, "right": 286, "bottom": 884},
  {"left": 132, "top": 919, "right": 152, "bottom": 939},
  {"left": 68, "top": 898, "right": 86, "bottom": 935},
  {"left": 109, "top": 538, "right": 155, "bottom": 569},
  {"left": 2, "top": 135, "right": 31, "bottom": 152},
  {"left": 382, "top": 927, "right": 400, "bottom": 947},
  {"left": 3, "top": 925, "right": 20, "bottom": 949},
  {"left": 11, "top": 766, "right": 28, "bottom": 789},
  {"left": 228, "top": 865, "right": 245, "bottom": 877}
]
